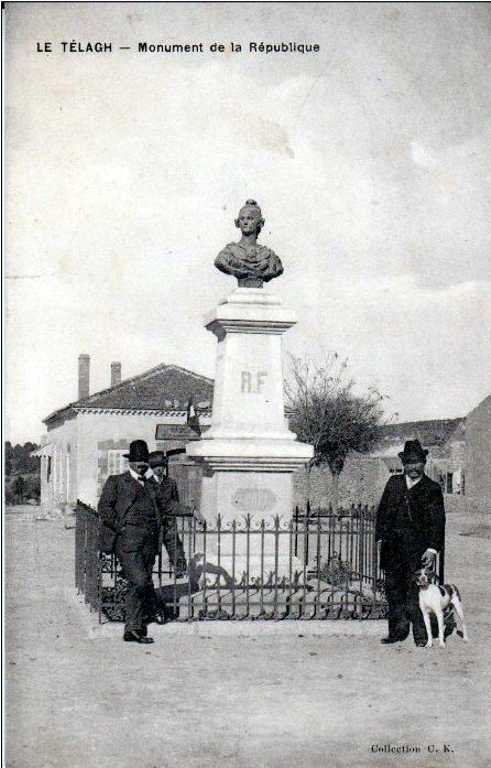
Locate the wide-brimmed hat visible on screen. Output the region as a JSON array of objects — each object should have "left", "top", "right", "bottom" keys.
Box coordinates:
[
  {"left": 124, "top": 440, "right": 149, "bottom": 462},
  {"left": 398, "top": 439, "right": 429, "bottom": 462},
  {"left": 148, "top": 450, "right": 167, "bottom": 469}
]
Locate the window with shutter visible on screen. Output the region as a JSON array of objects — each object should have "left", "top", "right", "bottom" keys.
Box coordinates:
[{"left": 108, "top": 449, "right": 129, "bottom": 476}]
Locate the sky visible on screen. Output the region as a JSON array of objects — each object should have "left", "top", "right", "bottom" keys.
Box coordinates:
[{"left": 5, "top": 2, "right": 491, "bottom": 443}]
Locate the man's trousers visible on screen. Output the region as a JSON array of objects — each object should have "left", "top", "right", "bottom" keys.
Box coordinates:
[
  {"left": 115, "top": 524, "right": 159, "bottom": 633},
  {"left": 384, "top": 546, "right": 427, "bottom": 644}
]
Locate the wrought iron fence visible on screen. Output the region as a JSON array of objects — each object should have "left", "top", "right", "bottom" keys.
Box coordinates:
[{"left": 75, "top": 501, "right": 387, "bottom": 623}]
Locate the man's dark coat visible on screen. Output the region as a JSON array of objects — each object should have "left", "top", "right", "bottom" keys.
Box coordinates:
[
  {"left": 375, "top": 472, "right": 446, "bottom": 642},
  {"left": 98, "top": 471, "right": 184, "bottom": 566},
  {"left": 375, "top": 473, "right": 445, "bottom": 570}
]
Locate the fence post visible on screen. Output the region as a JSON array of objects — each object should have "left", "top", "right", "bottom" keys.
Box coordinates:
[
  {"left": 260, "top": 519, "right": 265, "bottom": 616},
  {"left": 217, "top": 513, "right": 222, "bottom": 617},
  {"left": 231, "top": 519, "right": 236, "bottom": 618},
  {"left": 273, "top": 516, "right": 280, "bottom": 617},
  {"left": 294, "top": 506, "right": 299, "bottom": 558},
  {"left": 315, "top": 514, "right": 322, "bottom": 617}
]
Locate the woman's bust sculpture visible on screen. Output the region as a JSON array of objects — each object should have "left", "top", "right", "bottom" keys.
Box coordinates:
[{"left": 215, "top": 200, "right": 283, "bottom": 287}]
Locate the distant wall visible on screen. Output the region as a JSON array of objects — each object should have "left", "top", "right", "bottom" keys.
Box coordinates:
[
  {"left": 465, "top": 396, "right": 491, "bottom": 514},
  {"left": 293, "top": 456, "right": 390, "bottom": 510}
]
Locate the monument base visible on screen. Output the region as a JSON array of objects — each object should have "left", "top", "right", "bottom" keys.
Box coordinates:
[
  {"left": 186, "top": 284, "right": 313, "bottom": 580},
  {"left": 197, "top": 464, "right": 297, "bottom": 522},
  {"left": 185, "top": 459, "right": 310, "bottom": 580}
]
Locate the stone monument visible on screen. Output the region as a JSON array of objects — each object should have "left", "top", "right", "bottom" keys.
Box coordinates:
[{"left": 187, "top": 200, "right": 313, "bottom": 578}]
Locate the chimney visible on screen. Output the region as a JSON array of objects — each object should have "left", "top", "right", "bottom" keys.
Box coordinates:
[
  {"left": 78, "top": 354, "right": 90, "bottom": 400},
  {"left": 111, "top": 361, "right": 122, "bottom": 388}
]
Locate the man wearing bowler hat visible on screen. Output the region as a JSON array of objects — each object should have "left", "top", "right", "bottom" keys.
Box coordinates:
[
  {"left": 98, "top": 439, "right": 186, "bottom": 644},
  {"left": 375, "top": 439, "right": 445, "bottom": 647},
  {"left": 149, "top": 449, "right": 206, "bottom": 529},
  {"left": 148, "top": 450, "right": 180, "bottom": 501},
  {"left": 147, "top": 453, "right": 187, "bottom": 584}
]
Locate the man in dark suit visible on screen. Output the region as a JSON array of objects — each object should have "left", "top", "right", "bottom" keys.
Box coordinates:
[
  {"left": 98, "top": 440, "right": 186, "bottom": 644},
  {"left": 375, "top": 440, "right": 445, "bottom": 647},
  {"left": 148, "top": 450, "right": 180, "bottom": 501}
]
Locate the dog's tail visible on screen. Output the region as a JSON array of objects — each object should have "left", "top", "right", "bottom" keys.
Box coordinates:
[{"left": 444, "top": 584, "right": 461, "bottom": 601}]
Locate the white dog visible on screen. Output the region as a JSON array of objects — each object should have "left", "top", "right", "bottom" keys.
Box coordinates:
[{"left": 414, "top": 567, "right": 469, "bottom": 648}]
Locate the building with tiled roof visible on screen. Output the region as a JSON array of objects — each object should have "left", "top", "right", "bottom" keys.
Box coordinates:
[
  {"left": 35, "top": 356, "right": 214, "bottom": 511},
  {"left": 43, "top": 362, "right": 214, "bottom": 426},
  {"left": 369, "top": 418, "right": 465, "bottom": 458}
]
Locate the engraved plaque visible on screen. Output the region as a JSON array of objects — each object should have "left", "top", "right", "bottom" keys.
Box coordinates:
[{"left": 232, "top": 487, "right": 278, "bottom": 513}]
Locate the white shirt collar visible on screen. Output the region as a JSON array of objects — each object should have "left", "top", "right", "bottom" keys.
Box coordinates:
[
  {"left": 405, "top": 474, "right": 423, "bottom": 489},
  {"left": 129, "top": 467, "right": 154, "bottom": 483}
]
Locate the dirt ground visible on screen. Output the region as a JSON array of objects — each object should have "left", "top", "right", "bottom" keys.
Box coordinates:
[{"left": 4, "top": 505, "right": 490, "bottom": 768}]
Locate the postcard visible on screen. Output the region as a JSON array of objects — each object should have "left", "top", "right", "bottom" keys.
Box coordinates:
[{"left": 4, "top": 3, "right": 490, "bottom": 767}]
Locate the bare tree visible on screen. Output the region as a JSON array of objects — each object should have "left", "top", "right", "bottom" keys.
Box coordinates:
[{"left": 285, "top": 353, "right": 390, "bottom": 508}]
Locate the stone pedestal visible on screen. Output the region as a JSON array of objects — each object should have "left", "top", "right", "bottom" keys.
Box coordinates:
[{"left": 187, "top": 287, "right": 313, "bottom": 580}]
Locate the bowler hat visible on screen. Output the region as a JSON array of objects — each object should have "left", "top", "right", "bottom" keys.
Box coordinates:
[
  {"left": 398, "top": 439, "right": 429, "bottom": 462},
  {"left": 148, "top": 450, "right": 167, "bottom": 469},
  {"left": 124, "top": 440, "right": 150, "bottom": 462}
]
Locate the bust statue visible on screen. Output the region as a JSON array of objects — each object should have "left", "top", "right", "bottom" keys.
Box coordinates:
[{"left": 215, "top": 200, "right": 284, "bottom": 287}]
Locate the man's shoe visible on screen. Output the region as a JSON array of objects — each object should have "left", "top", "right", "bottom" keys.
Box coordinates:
[
  {"left": 380, "top": 636, "right": 405, "bottom": 644},
  {"left": 123, "top": 629, "right": 154, "bottom": 644},
  {"left": 415, "top": 641, "right": 427, "bottom": 647}
]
